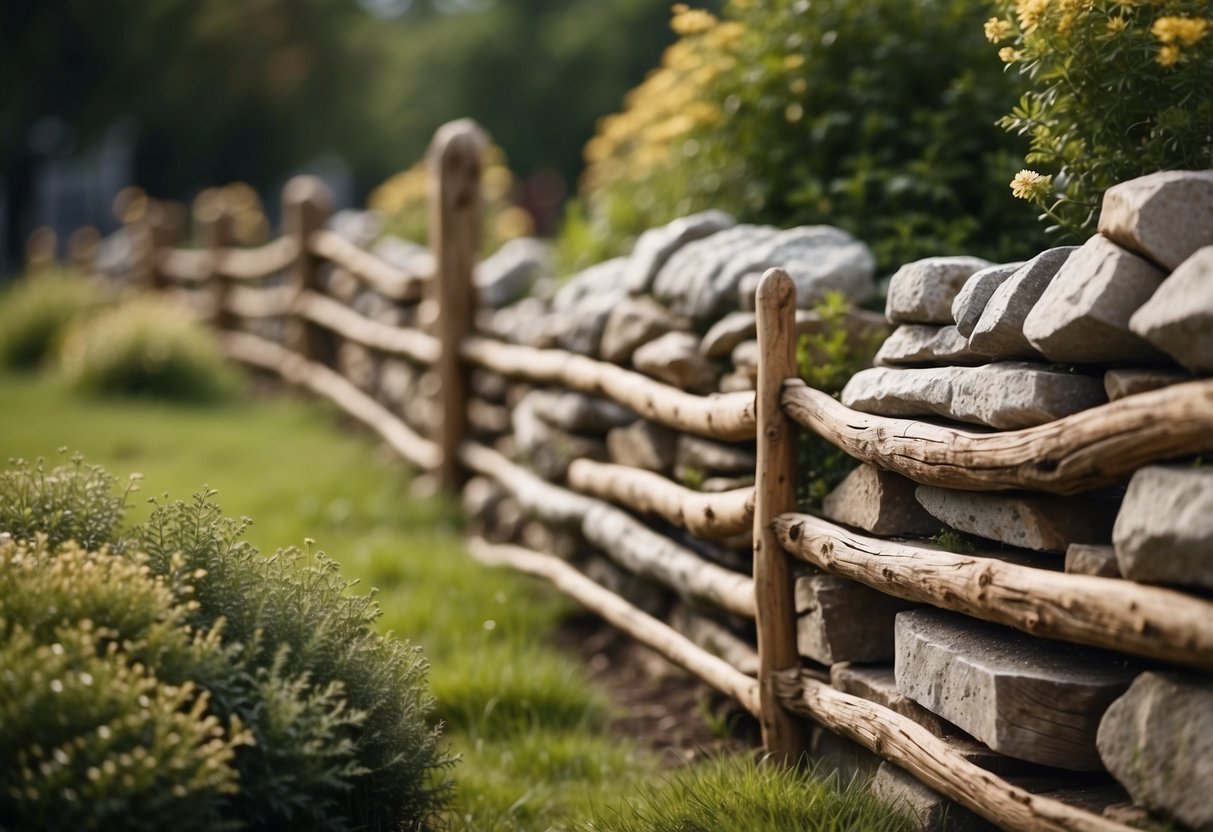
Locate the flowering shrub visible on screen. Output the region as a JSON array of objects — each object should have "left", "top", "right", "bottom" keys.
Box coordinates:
[{"left": 992, "top": 0, "right": 1213, "bottom": 237}]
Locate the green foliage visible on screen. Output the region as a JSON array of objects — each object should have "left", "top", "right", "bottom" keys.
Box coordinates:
[
  {"left": 992, "top": 0, "right": 1213, "bottom": 239},
  {"left": 0, "top": 270, "right": 106, "bottom": 369},
  {"left": 59, "top": 297, "right": 239, "bottom": 403},
  {"left": 0, "top": 455, "right": 134, "bottom": 550},
  {"left": 930, "top": 527, "right": 981, "bottom": 554},
  {"left": 575, "top": 755, "right": 913, "bottom": 832}
]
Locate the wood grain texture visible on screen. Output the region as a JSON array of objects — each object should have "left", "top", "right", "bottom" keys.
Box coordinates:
[
  {"left": 295, "top": 290, "right": 440, "bottom": 365},
  {"left": 217, "top": 237, "right": 298, "bottom": 280},
  {"left": 467, "top": 537, "right": 761, "bottom": 717},
  {"left": 566, "top": 458, "right": 753, "bottom": 539},
  {"left": 774, "top": 670, "right": 1135, "bottom": 832},
  {"left": 781, "top": 378, "right": 1213, "bottom": 495},
  {"left": 309, "top": 228, "right": 426, "bottom": 301},
  {"left": 773, "top": 512, "right": 1213, "bottom": 669},
  {"left": 461, "top": 336, "right": 757, "bottom": 441},
  {"left": 196, "top": 203, "right": 235, "bottom": 331}
]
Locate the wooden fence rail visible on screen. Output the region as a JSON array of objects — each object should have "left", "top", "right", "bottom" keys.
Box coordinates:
[{"left": 117, "top": 117, "right": 1213, "bottom": 832}]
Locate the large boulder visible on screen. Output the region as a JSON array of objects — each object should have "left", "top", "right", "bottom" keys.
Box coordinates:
[
  {"left": 476, "top": 236, "right": 550, "bottom": 308},
  {"left": 652, "top": 225, "right": 779, "bottom": 322},
  {"left": 1098, "top": 170, "right": 1213, "bottom": 270},
  {"left": 624, "top": 210, "right": 736, "bottom": 295},
  {"left": 1129, "top": 245, "right": 1213, "bottom": 373},
  {"left": 599, "top": 296, "right": 688, "bottom": 365},
  {"left": 1113, "top": 465, "right": 1213, "bottom": 589}
]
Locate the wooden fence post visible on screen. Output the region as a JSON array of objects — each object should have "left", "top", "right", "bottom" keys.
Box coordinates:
[
  {"left": 196, "top": 197, "right": 234, "bottom": 330},
  {"left": 428, "top": 119, "right": 487, "bottom": 491},
  {"left": 142, "top": 201, "right": 175, "bottom": 292},
  {"left": 283, "top": 176, "right": 334, "bottom": 362},
  {"left": 753, "top": 267, "right": 810, "bottom": 761}
]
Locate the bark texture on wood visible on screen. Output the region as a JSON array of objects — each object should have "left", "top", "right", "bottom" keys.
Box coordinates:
[
  {"left": 468, "top": 537, "right": 761, "bottom": 717},
  {"left": 197, "top": 202, "right": 235, "bottom": 331},
  {"left": 459, "top": 442, "right": 755, "bottom": 617},
  {"left": 295, "top": 290, "right": 440, "bottom": 364},
  {"left": 773, "top": 512, "right": 1213, "bottom": 669},
  {"left": 156, "top": 248, "right": 210, "bottom": 283},
  {"left": 774, "top": 670, "right": 1134, "bottom": 832},
  {"left": 566, "top": 459, "right": 753, "bottom": 539},
  {"left": 217, "top": 237, "right": 298, "bottom": 280},
  {"left": 782, "top": 378, "right": 1213, "bottom": 495},
  {"left": 309, "top": 229, "right": 426, "bottom": 301},
  {"left": 461, "top": 336, "right": 757, "bottom": 441}
]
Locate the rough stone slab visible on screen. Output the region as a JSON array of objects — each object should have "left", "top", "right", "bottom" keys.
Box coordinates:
[
  {"left": 822, "top": 465, "right": 940, "bottom": 537},
  {"left": 486, "top": 297, "right": 557, "bottom": 348},
  {"left": 1103, "top": 368, "right": 1193, "bottom": 401},
  {"left": 1022, "top": 235, "right": 1167, "bottom": 364},
  {"left": 1113, "top": 465, "right": 1213, "bottom": 589},
  {"left": 1099, "top": 170, "right": 1213, "bottom": 270},
  {"left": 895, "top": 609, "right": 1139, "bottom": 770},
  {"left": 1064, "top": 544, "right": 1120, "bottom": 578},
  {"left": 624, "top": 210, "right": 735, "bottom": 295},
  {"left": 840, "top": 363, "right": 1107, "bottom": 430},
  {"left": 967, "top": 247, "right": 1076, "bottom": 360},
  {"left": 809, "top": 725, "right": 883, "bottom": 786},
  {"left": 513, "top": 396, "right": 608, "bottom": 480},
  {"left": 874, "top": 324, "right": 990, "bottom": 367},
  {"left": 952, "top": 262, "right": 1024, "bottom": 337},
  {"left": 1097, "top": 672, "right": 1213, "bottom": 830},
  {"left": 550, "top": 256, "right": 630, "bottom": 356},
  {"left": 795, "top": 575, "right": 914, "bottom": 665},
  {"left": 870, "top": 762, "right": 996, "bottom": 832},
  {"left": 606, "top": 420, "right": 677, "bottom": 475},
  {"left": 476, "top": 236, "right": 550, "bottom": 308},
  {"left": 652, "top": 224, "right": 778, "bottom": 322},
  {"left": 674, "top": 435, "right": 756, "bottom": 479},
  {"left": 915, "top": 486, "right": 1118, "bottom": 553},
  {"left": 522, "top": 390, "right": 635, "bottom": 433},
  {"left": 1129, "top": 245, "right": 1213, "bottom": 373},
  {"left": 632, "top": 331, "right": 717, "bottom": 392},
  {"left": 831, "top": 664, "right": 954, "bottom": 738},
  {"left": 599, "top": 296, "right": 688, "bottom": 365},
  {"left": 886, "top": 256, "right": 992, "bottom": 325},
  {"left": 700, "top": 311, "right": 759, "bottom": 359},
  {"left": 701, "top": 308, "right": 889, "bottom": 359}
]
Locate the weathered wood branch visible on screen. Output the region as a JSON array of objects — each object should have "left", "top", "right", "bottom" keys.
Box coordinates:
[
  {"left": 218, "top": 237, "right": 298, "bottom": 280},
  {"left": 459, "top": 442, "right": 756, "bottom": 617},
  {"left": 566, "top": 459, "right": 753, "bottom": 539},
  {"left": 309, "top": 229, "right": 426, "bottom": 301},
  {"left": 219, "top": 331, "right": 440, "bottom": 470},
  {"left": 782, "top": 378, "right": 1213, "bottom": 495},
  {"left": 774, "top": 670, "right": 1134, "bottom": 832},
  {"left": 774, "top": 512, "right": 1213, "bottom": 670},
  {"left": 294, "top": 291, "right": 440, "bottom": 364},
  {"left": 225, "top": 285, "right": 294, "bottom": 319},
  {"left": 461, "top": 336, "right": 757, "bottom": 441},
  {"left": 156, "top": 247, "right": 209, "bottom": 284},
  {"left": 468, "top": 537, "right": 761, "bottom": 717}
]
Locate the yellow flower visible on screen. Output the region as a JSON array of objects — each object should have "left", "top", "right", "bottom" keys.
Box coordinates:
[
  {"left": 671, "top": 6, "right": 717, "bottom": 36},
  {"left": 1010, "top": 169, "right": 1053, "bottom": 200},
  {"left": 783, "top": 53, "right": 805, "bottom": 70},
  {"left": 984, "top": 17, "right": 1014, "bottom": 42},
  {"left": 1157, "top": 43, "right": 1182, "bottom": 66},
  {"left": 785, "top": 103, "right": 804, "bottom": 123},
  {"left": 999, "top": 46, "right": 1023, "bottom": 62},
  {"left": 1106, "top": 16, "right": 1128, "bottom": 34},
  {"left": 1016, "top": 0, "right": 1049, "bottom": 31},
  {"left": 1152, "top": 15, "right": 1208, "bottom": 46}
]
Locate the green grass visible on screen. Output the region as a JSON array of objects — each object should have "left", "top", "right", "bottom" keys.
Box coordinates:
[{"left": 0, "top": 368, "right": 907, "bottom": 831}]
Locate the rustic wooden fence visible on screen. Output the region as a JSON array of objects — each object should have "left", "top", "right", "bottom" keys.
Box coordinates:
[{"left": 118, "top": 118, "right": 1213, "bottom": 832}]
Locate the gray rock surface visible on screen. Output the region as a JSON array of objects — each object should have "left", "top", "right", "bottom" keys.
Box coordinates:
[
  {"left": 831, "top": 664, "right": 953, "bottom": 738},
  {"left": 606, "top": 420, "right": 678, "bottom": 475},
  {"left": 1022, "top": 235, "right": 1166, "bottom": 363},
  {"left": 870, "top": 763, "right": 995, "bottom": 832},
  {"left": 822, "top": 465, "right": 940, "bottom": 537},
  {"left": 1113, "top": 465, "right": 1213, "bottom": 589},
  {"left": 486, "top": 297, "right": 556, "bottom": 348},
  {"left": 886, "top": 256, "right": 992, "bottom": 325},
  {"left": 521, "top": 390, "right": 635, "bottom": 433},
  {"left": 674, "top": 435, "right": 756, "bottom": 479},
  {"left": 371, "top": 234, "right": 433, "bottom": 277},
  {"left": 652, "top": 225, "right": 778, "bottom": 322},
  {"left": 795, "top": 575, "right": 914, "bottom": 665},
  {"left": 1098, "top": 170, "right": 1213, "bottom": 270},
  {"left": 700, "top": 311, "right": 758, "bottom": 359},
  {"left": 952, "top": 262, "right": 1024, "bottom": 337},
  {"left": 1097, "top": 672, "right": 1213, "bottom": 830},
  {"left": 512, "top": 393, "right": 608, "bottom": 480},
  {"left": 840, "top": 363, "right": 1107, "bottom": 430},
  {"left": 1064, "top": 544, "right": 1120, "bottom": 578},
  {"left": 632, "top": 331, "right": 717, "bottom": 391},
  {"left": 1103, "top": 368, "right": 1193, "bottom": 401},
  {"left": 550, "top": 257, "right": 630, "bottom": 356},
  {"left": 330, "top": 209, "right": 383, "bottom": 247},
  {"left": 624, "top": 210, "right": 735, "bottom": 295},
  {"left": 476, "top": 236, "right": 550, "bottom": 308},
  {"left": 895, "top": 609, "right": 1138, "bottom": 770},
  {"left": 1128, "top": 245, "right": 1213, "bottom": 373},
  {"left": 967, "top": 247, "right": 1076, "bottom": 360},
  {"left": 599, "top": 296, "right": 687, "bottom": 365},
  {"left": 875, "top": 325, "right": 989, "bottom": 367},
  {"left": 915, "top": 486, "right": 1118, "bottom": 553}
]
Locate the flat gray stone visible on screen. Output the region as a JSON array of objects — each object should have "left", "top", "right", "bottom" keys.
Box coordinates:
[
  {"left": 809, "top": 725, "right": 883, "bottom": 786},
  {"left": 875, "top": 325, "right": 989, "bottom": 367},
  {"left": 1022, "top": 235, "right": 1167, "bottom": 364},
  {"left": 674, "top": 435, "right": 755, "bottom": 479},
  {"left": 476, "top": 236, "right": 550, "bottom": 308},
  {"left": 624, "top": 210, "right": 735, "bottom": 295},
  {"left": 1097, "top": 672, "right": 1213, "bottom": 830},
  {"left": 652, "top": 225, "right": 778, "bottom": 322},
  {"left": 522, "top": 390, "right": 635, "bottom": 433},
  {"left": 371, "top": 234, "right": 432, "bottom": 277},
  {"left": 512, "top": 393, "right": 608, "bottom": 480},
  {"left": 886, "top": 256, "right": 993, "bottom": 325},
  {"left": 1099, "top": 170, "right": 1213, "bottom": 270},
  {"left": 952, "top": 262, "right": 1024, "bottom": 337},
  {"left": 831, "top": 664, "right": 953, "bottom": 738},
  {"left": 840, "top": 363, "right": 1107, "bottom": 430},
  {"left": 632, "top": 331, "right": 717, "bottom": 392},
  {"left": 1103, "top": 368, "right": 1193, "bottom": 401},
  {"left": 870, "top": 763, "right": 995, "bottom": 832},
  {"left": 915, "top": 486, "right": 1118, "bottom": 553},
  {"left": 599, "top": 296, "right": 687, "bottom": 365},
  {"left": 699, "top": 311, "right": 757, "bottom": 359},
  {"left": 486, "top": 297, "right": 557, "bottom": 348},
  {"left": 1113, "top": 465, "right": 1213, "bottom": 589},
  {"left": 1129, "top": 245, "right": 1213, "bottom": 373},
  {"left": 822, "top": 465, "right": 940, "bottom": 537},
  {"left": 967, "top": 247, "right": 1076, "bottom": 360},
  {"left": 1064, "top": 544, "right": 1120, "bottom": 578},
  {"left": 550, "top": 257, "right": 630, "bottom": 357},
  {"left": 895, "top": 609, "right": 1138, "bottom": 770},
  {"left": 796, "top": 575, "right": 914, "bottom": 665},
  {"left": 606, "top": 420, "right": 678, "bottom": 475},
  {"left": 702, "top": 307, "right": 889, "bottom": 360}
]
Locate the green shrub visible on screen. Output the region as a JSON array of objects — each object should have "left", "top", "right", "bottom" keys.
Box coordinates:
[
  {"left": 0, "top": 456, "right": 451, "bottom": 831},
  {"left": 992, "top": 0, "right": 1213, "bottom": 238},
  {"left": 59, "top": 297, "right": 239, "bottom": 403},
  {"left": 0, "top": 455, "right": 134, "bottom": 550},
  {"left": 564, "top": 1, "right": 1048, "bottom": 273},
  {"left": 0, "top": 269, "right": 107, "bottom": 369}
]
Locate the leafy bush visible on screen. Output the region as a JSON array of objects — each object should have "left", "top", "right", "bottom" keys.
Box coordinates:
[
  {"left": 0, "top": 455, "right": 451, "bottom": 831},
  {"left": 563, "top": 1, "right": 1047, "bottom": 273},
  {"left": 59, "top": 297, "right": 239, "bottom": 403},
  {"left": 0, "top": 455, "right": 134, "bottom": 550},
  {"left": 0, "top": 269, "right": 107, "bottom": 369},
  {"left": 992, "top": 0, "right": 1213, "bottom": 238}
]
